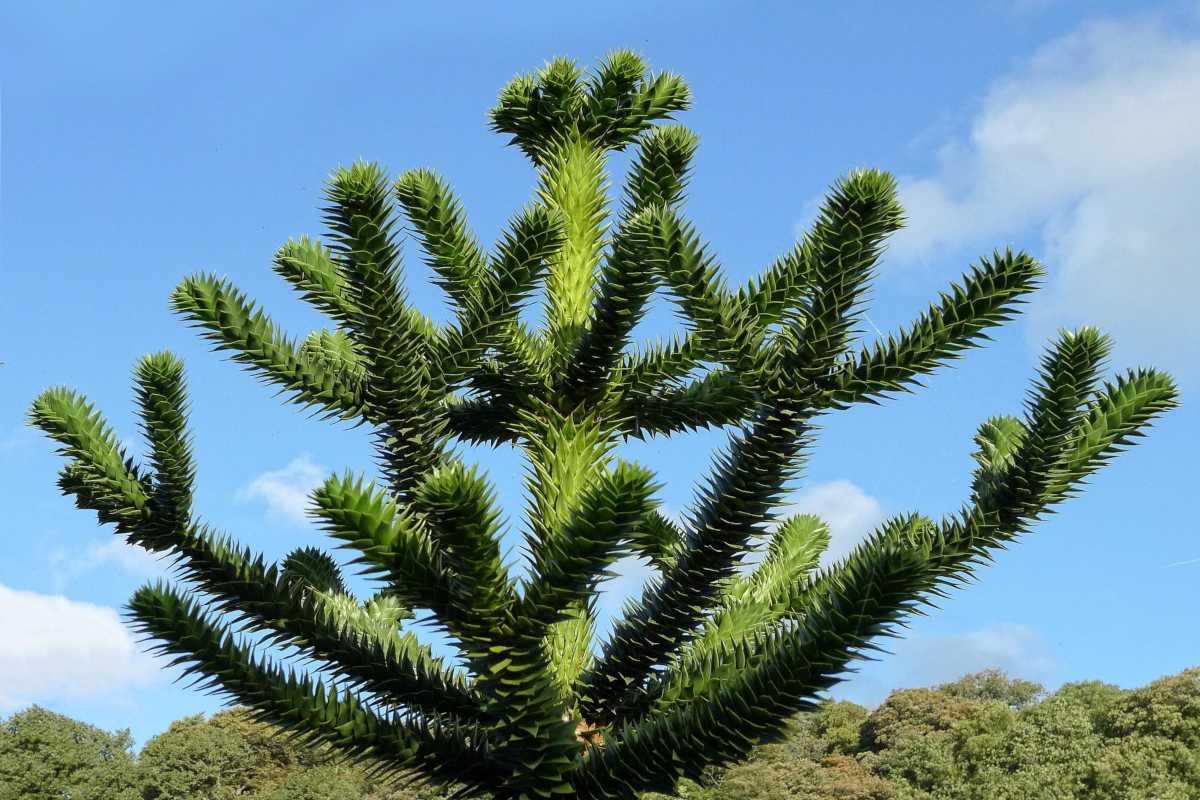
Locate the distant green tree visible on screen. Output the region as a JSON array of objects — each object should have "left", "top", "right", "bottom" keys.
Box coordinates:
[
  {"left": 1046, "top": 680, "right": 1124, "bottom": 731},
  {"left": 976, "top": 697, "right": 1100, "bottom": 799},
  {"left": 861, "top": 729, "right": 959, "bottom": 796},
  {"left": 860, "top": 689, "right": 978, "bottom": 752},
  {"left": 862, "top": 683, "right": 1123, "bottom": 800},
  {"left": 812, "top": 700, "right": 871, "bottom": 756},
  {"left": 724, "top": 751, "right": 897, "bottom": 800},
  {"left": 8, "top": 665, "right": 1200, "bottom": 800},
  {"left": 251, "top": 763, "right": 367, "bottom": 800},
  {"left": 935, "top": 669, "right": 1043, "bottom": 710},
  {"left": 0, "top": 706, "right": 138, "bottom": 800},
  {"left": 939, "top": 701, "right": 1013, "bottom": 787},
  {"left": 1099, "top": 667, "right": 1200, "bottom": 746},
  {"left": 136, "top": 706, "right": 459, "bottom": 800},
  {"left": 203, "top": 707, "right": 331, "bottom": 787},
  {"left": 138, "top": 713, "right": 259, "bottom": 800},
  {"left": 646, "top": 718, "right": 897, "bottom": 800},
  {"left": 1083, "top": 734, "right": 1200, "bottom": 800},
  {"left": 139, "top": 707, "right": 359, "bottom": 799}
]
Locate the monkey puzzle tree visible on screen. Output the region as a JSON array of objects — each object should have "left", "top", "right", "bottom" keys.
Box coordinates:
[{"left": 28, "top": 52, "right": 1177, "bottom": 800}]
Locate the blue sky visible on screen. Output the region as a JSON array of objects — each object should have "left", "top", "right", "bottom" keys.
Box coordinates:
[{"left": 2, "top": 1, "right": 1196, "bottom": 748}]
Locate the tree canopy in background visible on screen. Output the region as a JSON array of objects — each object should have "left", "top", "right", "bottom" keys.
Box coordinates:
[
  {"left": 0, "top": 706, "right": 139, "bottom": 800},
  {"left": 4, "top": 667, "right": 1198, "bottom": 799}
]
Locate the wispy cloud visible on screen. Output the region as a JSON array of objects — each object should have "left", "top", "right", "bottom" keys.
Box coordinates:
[
  {"left": 0, "top": 583, "right": 158, "bottom": 709},
  {"left": 234, "top": 454, "right": 328, "bottom": 525},
  {"left": 897, "top": 623, "right": 1056, "bottom": 685},
  {"left": 880, "top": 9, "right": 1200, "bottom": 378},
  {"left": 837, "top": 623, "right": 1057, "bottom": 707},
  {"left": 781, "top": 480, "right": 886, "bottom": 567},
  {"left": 1165, "top": 556, "right": 1200, "bottom": 568},
  {"left": 48, "top": 537, "right": 165, "bottom": 591}
]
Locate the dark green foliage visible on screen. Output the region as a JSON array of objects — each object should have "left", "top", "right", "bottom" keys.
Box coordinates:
[
  {"left": 1099, "top": 667, "right": 1200, "bottom": 746},
  {"left": 860, "top": 689, "right": 979, "bottom": 752},
  {"left": 28, "top": 51, "right": 1177, "bottom": 799},
  {"left": 133, "top": 706, "right": 459, "bottom": 799},
  {"left": 811, "top": 701, "right": 871, "bottom": 757},
  {"left": 253, "top": 765, "right": 372, "bottom": 800},
  {"left": 4, "top": 667, "right": 1200, "bottom": 799},
  {"left": 935, "top": 669, "right": 1043, "bottom": 710},
  {"left": 638, "top": 666, "right": 1200, "bottom": 800},
  {"left": 1085, "top": 735, "right": 1200, "bottom": 800},
  {"left": 1049, "top": 679, "right": 1124, "bottom": 731},
  {"left": 139, "top": 712, "right": 263, "bottom": 800},
  {"left": 0, "top": 707, "right": 138, "bottom": 800}
]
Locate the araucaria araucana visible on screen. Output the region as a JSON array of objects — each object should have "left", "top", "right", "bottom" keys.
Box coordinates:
[{"left": 29, "top": 52, "right": 1178, "bottom": 800}]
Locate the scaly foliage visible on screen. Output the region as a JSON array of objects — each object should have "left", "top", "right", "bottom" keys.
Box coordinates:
[{"left": 29, "top": 51, "right": 1177, "bottom": 800}]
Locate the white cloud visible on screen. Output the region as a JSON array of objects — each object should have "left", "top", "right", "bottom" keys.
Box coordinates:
[
  {"left": 893, "top": 623, "right": 1056, "bottom": 686},
  {"left": 0, "top": 584, "right": 158, "bottom": 709},
  {"left": 885, "top": 11, "right": 1200, "bottom": 376},
  {"left": 836, "top": 623, "right": 1056, "bottom": 707},
  {"left": 781, "top": 480, "right": 886, "bottom": 567},
  {"left": 48, "top": 538, "right": 165, "bottom": 591},
  {"left": 235, "top": 454, "right": 327, "bottom": 524}
]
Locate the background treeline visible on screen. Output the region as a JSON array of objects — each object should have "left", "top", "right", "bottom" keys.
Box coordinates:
[{"left": 3, "top": 666, "right": 1197, "bottom": 800}]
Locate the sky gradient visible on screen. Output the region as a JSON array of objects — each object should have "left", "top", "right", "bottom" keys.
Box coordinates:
[{"left": 2, "top": 0, "right": 1196, "bottom": 748}]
